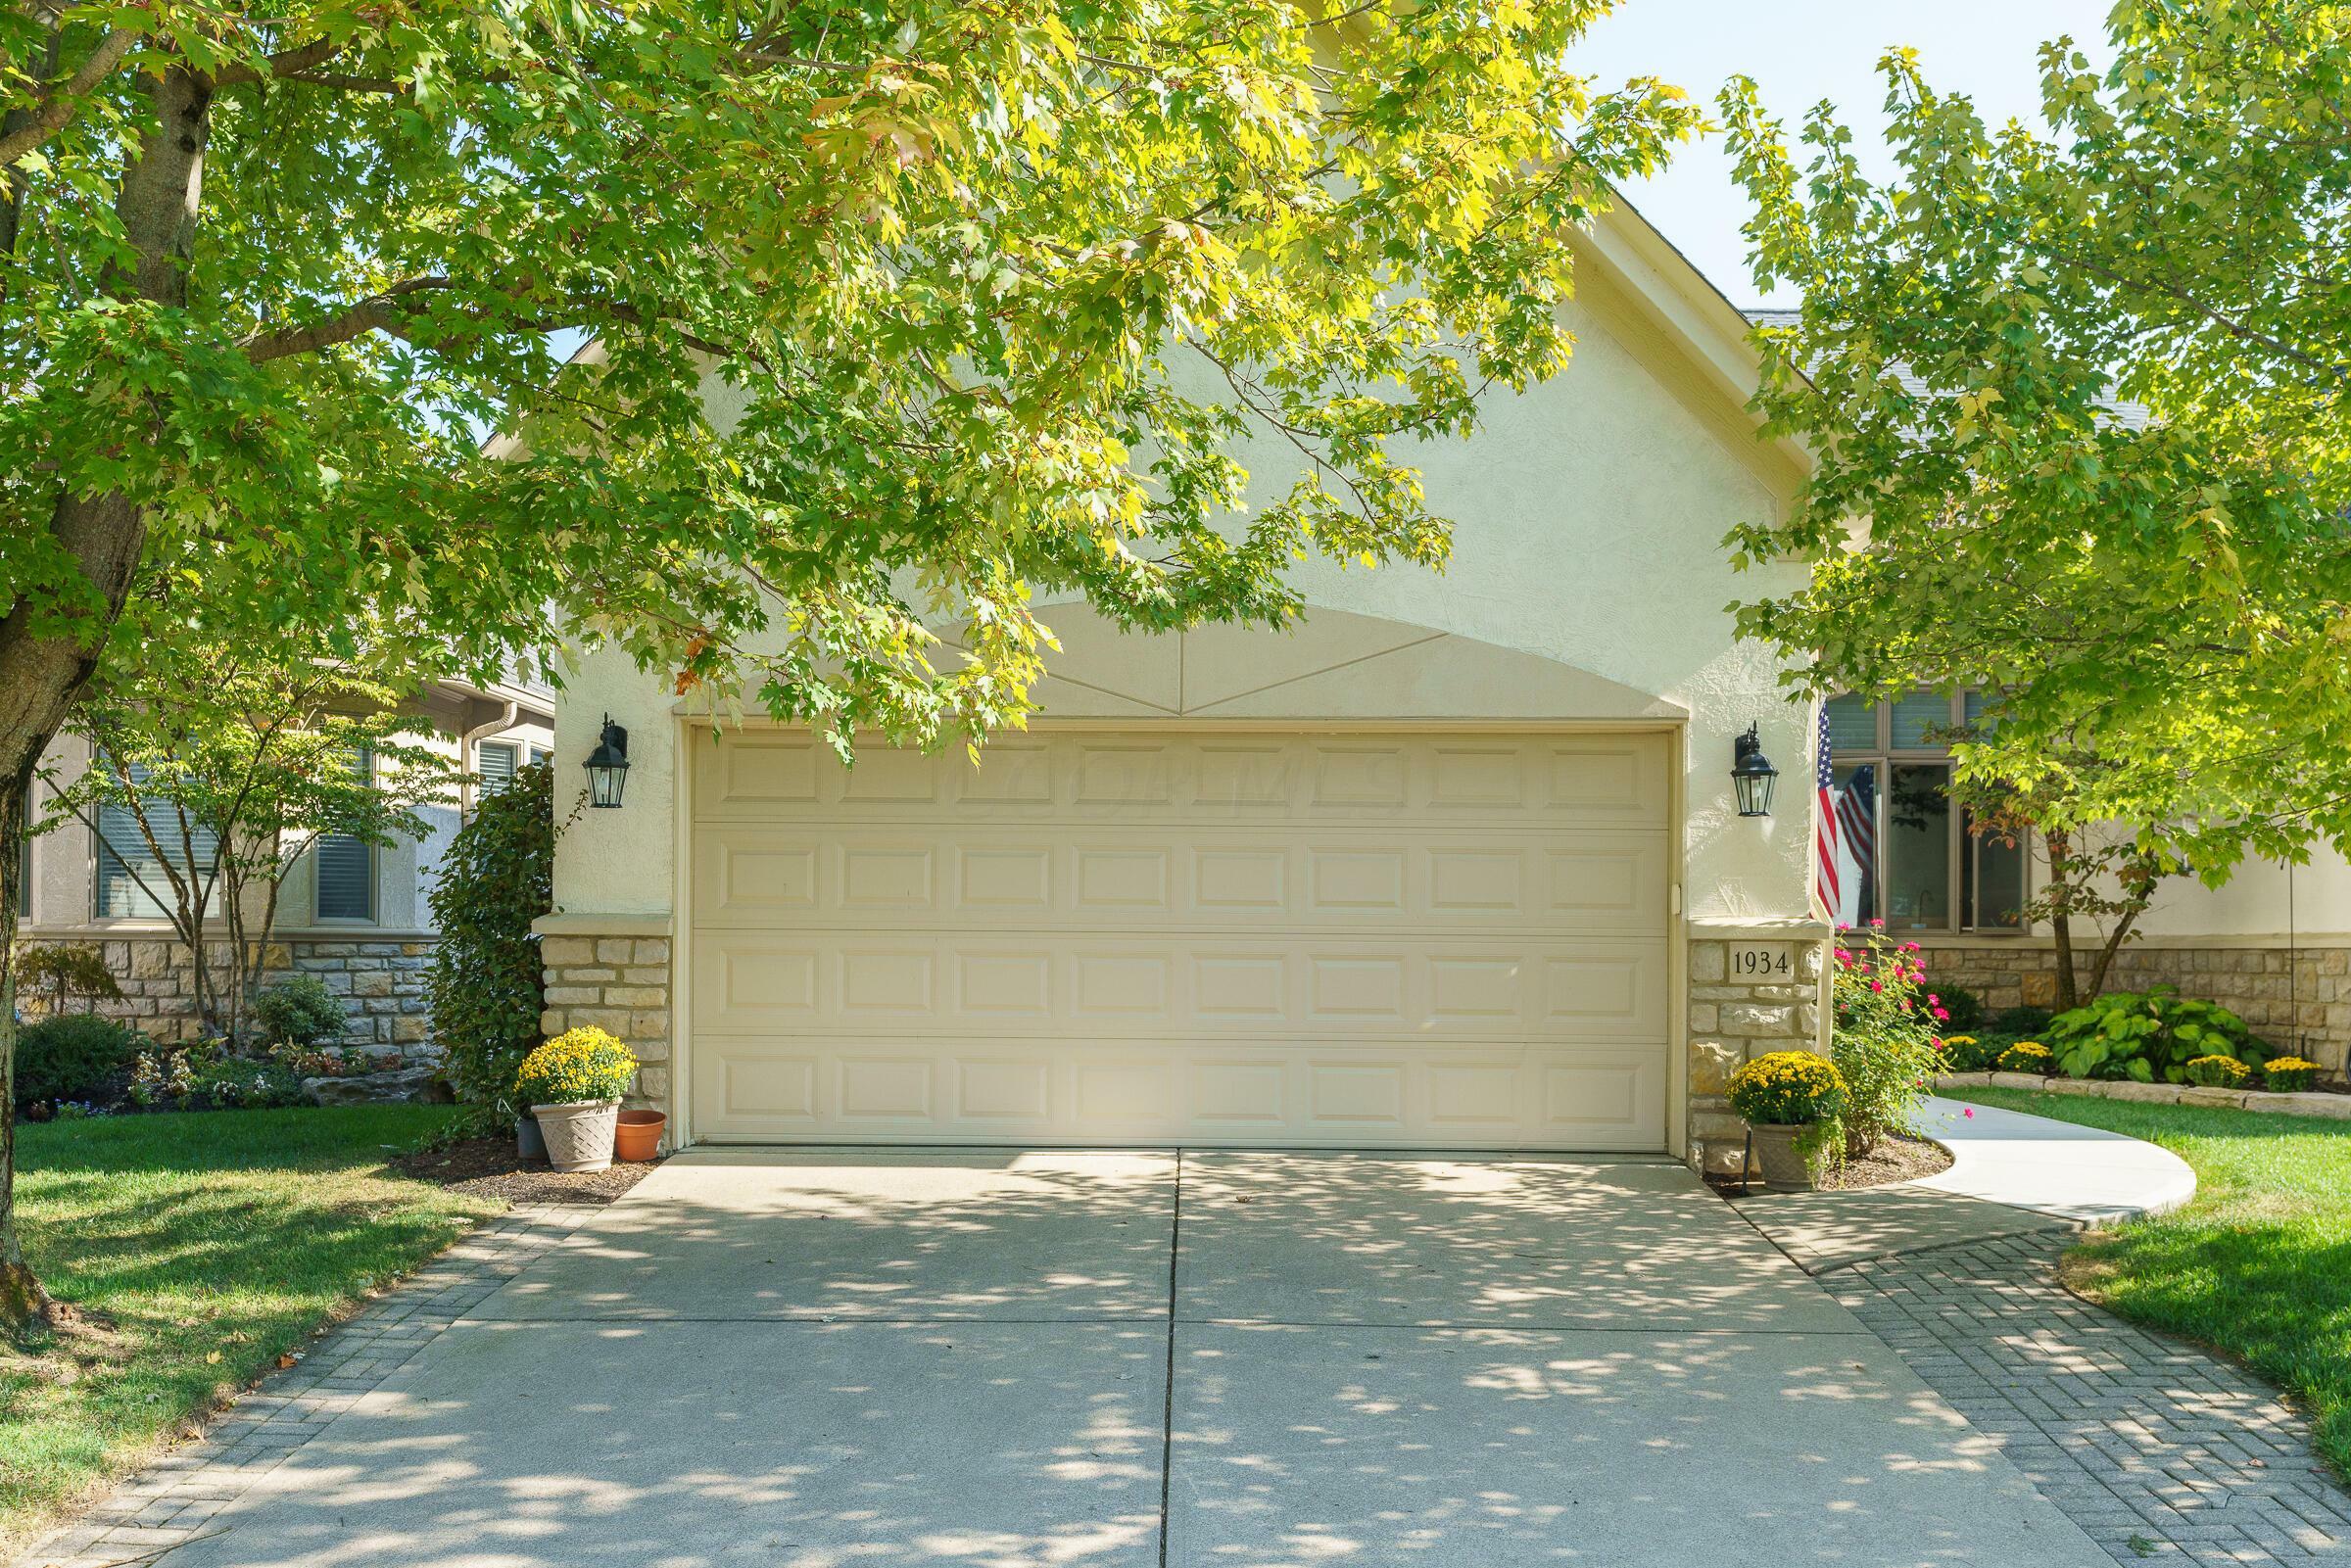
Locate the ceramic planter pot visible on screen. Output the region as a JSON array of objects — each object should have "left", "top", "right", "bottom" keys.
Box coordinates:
[
  {"left": 515, "top": 1114, "right": 547, "bottom": 1162},
  {"left": 614, "top": 1108, "right": 666, "bottom": 1163},
  {"left": 1747, "top": 1121, "right": 1824, "bottom": 1191},
  {"left": 532, "top": 1099, "right": 620, "bottom": 1172}
]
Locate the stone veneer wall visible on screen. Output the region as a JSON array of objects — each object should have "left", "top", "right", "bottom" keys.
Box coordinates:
[
  {"left": 536, "top": 931, "right": 672, "bottom": 1109},
  {"left": 1686, "top": 927, "right": 1833, "bottom": 1180},
  {"left": 16, "top": 933, "right": 434, "bottom": 1064},
  {"left": 1924, "top": 940, "right": 2351, "bottom": 1077}
]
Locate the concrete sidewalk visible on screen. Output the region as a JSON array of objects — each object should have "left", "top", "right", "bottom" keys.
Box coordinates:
[{"left": 27, "top": 1145, "right": 2113, "bottom": 1568}]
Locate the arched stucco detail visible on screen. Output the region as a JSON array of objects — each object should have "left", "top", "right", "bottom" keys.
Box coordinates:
[{"left": 946, "top": 603, "right": 1687, "bottom": 723}]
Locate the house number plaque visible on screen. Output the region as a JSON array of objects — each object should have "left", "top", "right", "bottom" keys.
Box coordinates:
[{"left": 1728, "top": 942, "right": 1794, "bottom": 981}]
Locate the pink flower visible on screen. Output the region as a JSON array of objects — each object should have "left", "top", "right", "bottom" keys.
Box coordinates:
[
  {"left": 1927, "top": 993, "right": 1941, "bottom": 1005},
  {"left": 1933, "top": 1007, "right": 1950, "bottom": 1022},
  {"left": 1869, "top": 979, "right": 1884, "bottom": 992},
  {"left": 1963, "top": 1107, "right": 1975, "bottom": 1118},
  {"left": 1870, "top": 918, "right": 1886, "bottom": 927}
]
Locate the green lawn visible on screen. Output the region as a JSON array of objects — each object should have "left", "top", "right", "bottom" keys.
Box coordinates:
[
  {"left": 1957, "top": 1086, "right": 2351, "bottom": 1480},
  {"left": 0, "top": 1106, "right": 500, "bottom": 1554}
]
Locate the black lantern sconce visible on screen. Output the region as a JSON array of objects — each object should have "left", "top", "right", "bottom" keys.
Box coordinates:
[
  {"left": 1731, "top": 723, "right": 1778, "bottom": 818},
  {"left": 584, "top": 715, "right": 631, "bottom": 809}
]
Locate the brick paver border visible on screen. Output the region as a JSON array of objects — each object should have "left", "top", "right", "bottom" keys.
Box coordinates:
[
  {"left": 1830, "top": 1233, "right": 2351, "bottom": 1565},
  {"left": 14, "top": 1204, "right": 598, "bottom": 1568}
]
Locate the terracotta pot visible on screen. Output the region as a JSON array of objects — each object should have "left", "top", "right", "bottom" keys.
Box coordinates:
[
  {"left": 1747, "top": 1121, "right": 1824, "bottom": 1191},
  {"left": 532, "top": 1099, "right": 620, "bottom": 1172},
  {"left": 516, "top": 1114, "right": 547, "bottom": 1162},
  {"left": 614, "top": 1109, "right": 666, "bottom": 1163}
]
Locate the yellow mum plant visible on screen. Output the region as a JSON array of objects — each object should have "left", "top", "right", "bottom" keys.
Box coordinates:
[
  {"left": 1997, "top": 1041, "right": 2052, "bottom": 1074},
  {"left": 2183, "top": 1054, "right": 2252, "bottom": 1089},
  {"left": 2263, "top": 1057, "right": 2324, "bottom": 1092},
  {"left": 516, "top": 1027, "right": 638, "bottom": 1107},
  {"left": 1727, "top": 1051, "right": 1847, "bottom": 1126}
]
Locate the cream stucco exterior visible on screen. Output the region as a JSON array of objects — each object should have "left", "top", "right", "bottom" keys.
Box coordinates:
[{"left": 543, "top": 204, "right": 1838, "bottom": 1162}]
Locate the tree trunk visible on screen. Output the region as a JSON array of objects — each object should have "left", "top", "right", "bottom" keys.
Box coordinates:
[
  {"left": 0, "top": 759, "right": 51, "bottom": 1329},
  {"left": 0, "top": 66, "right": 214, "bottom": 1332},
  {"left": 2046, "top": 830, "right": 2082, "bottom": 1012}
]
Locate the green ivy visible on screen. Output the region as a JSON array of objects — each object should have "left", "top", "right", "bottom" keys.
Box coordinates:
[{"left": 427, "top": 762, "right": 554, "bottom": 1113}]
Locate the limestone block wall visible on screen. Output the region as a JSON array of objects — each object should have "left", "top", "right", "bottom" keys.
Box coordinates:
[
  {"left": 534, "top": 923, "right": 672, "bottom": 1109},
  {"left": 15, "top": 934, "right": 435, "bottom": 1063},
  {"left": 1923, "top": 940, "right": 2349, "bottom": 1077},
  {"left": 1686, "top": 923, "right": 1833, "bottom": 1179}
]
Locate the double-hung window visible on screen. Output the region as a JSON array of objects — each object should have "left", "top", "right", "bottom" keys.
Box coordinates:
[
  {"left": 313, "top": 747, "right": 376, "bottom": 923},
  {"left": 93, "top": 762, "right": 217, "bottom": 921},
  {"left": 1824, "top": 692, "right": 2028, "bottom": 932}
]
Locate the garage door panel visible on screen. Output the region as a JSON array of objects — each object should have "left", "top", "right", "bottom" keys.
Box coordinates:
[
  {"left": 691, "top": 1038, "right": 1666, "bottom": 1148},
  {"left": 695, "top": 733, "right": 1669, "bottom": 830},
  {"left": 695, "top": 929, "right": 1665, "bottom": 1040},
  {"left": 690, "top": 729, "right": 1672, "bottom": 1149},
  {"left": 694, "top": 825, "right": 1667, "bottom": 934}
]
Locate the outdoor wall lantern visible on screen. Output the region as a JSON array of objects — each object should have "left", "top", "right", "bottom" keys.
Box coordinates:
[
  {"left": 1731, "top": 723, "right": 1778, "bottom": 818},
  {"left": 584, "top": 715, "right": 631, "bottom": 809}
]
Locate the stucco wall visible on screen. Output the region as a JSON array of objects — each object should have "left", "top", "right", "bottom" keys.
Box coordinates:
[{"left": 552, "top": 290, "right": 1815, "bottom": 925}]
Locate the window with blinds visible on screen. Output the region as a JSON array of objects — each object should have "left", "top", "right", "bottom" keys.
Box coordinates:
[
  {"left": 314, "top": 747, "right": 375, "bottom": 922},
  {"left": 476, "top": 739, "right": 518, "bottom": 793},
  {"left": 93, "top": 763, "right": 218, "bottom": 920}
]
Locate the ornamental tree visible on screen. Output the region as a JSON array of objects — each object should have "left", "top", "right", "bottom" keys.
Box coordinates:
[
  {"left": 1719, "top": 1, "right": 2351, "bottom": 1008},
  {"left": 37, "top": 614, "right": 464, "bottom": 1044},
  {"left": 0, "top": 0, "right": 1696, "bottom": 1323}
]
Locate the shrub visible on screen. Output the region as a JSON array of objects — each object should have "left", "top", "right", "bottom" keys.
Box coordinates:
[
  {"left": 190, "top": 1055, "right": 309, "bottom": 1109},
  {"left": 2263, "top": 1057, "right": 2324, "bottom": 1092},
  {"left": 430, "top": 760, "right": 554, "bottom": 1109},
  {"left": 2184, "top": 1054, "right": 2253, "bottom": 1089},
  {"left": 1987, "top": 1005, "right": 2055, "bottom": 1035},
  {"left": 1728, "top": 1051, "right": 1847, "bottom": 1125},
  {"left": 1997, "top": 1040, "right": 2053, "bottom": 1073},
  {"left": 1935, "top": 984, "right": 1985, "bottom": 1035},
  {"left": 17, "top": 942, "right": 123, "bottom": 1016},
  {"left": 249, "top": 972, "right": 348, "bottom": 1047},
  {"left": 1830, "top": 927, "right": 1945, "bottom": 1153},
  {"left": 515, "top": 1027, "right": 637, "bottom": 1107},
  {"left": 2043, "top": 986, "right": 2265, "bottom": 1084},
  {"left": 14, "top": 1015, "right": 142, "bottom": 1110},
  {"left": 1938, "top": 1034, "right": 1999, "bottom": 1072}
]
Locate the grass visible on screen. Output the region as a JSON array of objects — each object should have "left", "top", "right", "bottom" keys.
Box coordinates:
[
  {"left": 0, "top": 1105, "right": 499, "bottom": 1554},
  {"left": 1957, "top": 1086, "right": 2351, "bottom": 1480}
]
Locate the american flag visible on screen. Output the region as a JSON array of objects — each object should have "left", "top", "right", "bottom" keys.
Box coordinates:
[
  {"left": 1813, "top": 704, "right": 1842, "bottom": 923},
  {"left": 1814, "top": 706, "right": 1878, "bottom": 927}
]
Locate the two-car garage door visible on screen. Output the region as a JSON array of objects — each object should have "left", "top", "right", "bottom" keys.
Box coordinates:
[{"left": 688, "top": 730, "right": 1671, "bottom": 1149}]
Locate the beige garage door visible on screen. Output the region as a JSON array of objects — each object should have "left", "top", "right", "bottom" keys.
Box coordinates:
[{"left": 687, "top": 730, "right": 1672, "bottom": 1149}]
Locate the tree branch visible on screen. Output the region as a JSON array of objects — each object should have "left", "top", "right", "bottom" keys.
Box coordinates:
[{"left": 0, "top": 26, "right": 136, "bottom": 168}]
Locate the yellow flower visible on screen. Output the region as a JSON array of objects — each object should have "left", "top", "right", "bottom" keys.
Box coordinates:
[{"left": 516, "top": 1026, "right": 638, "bottom": 1106}]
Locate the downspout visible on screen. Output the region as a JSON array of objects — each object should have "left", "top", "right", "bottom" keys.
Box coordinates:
[{"left": 456, "top": 699, "right": 520, "bottom": 819}]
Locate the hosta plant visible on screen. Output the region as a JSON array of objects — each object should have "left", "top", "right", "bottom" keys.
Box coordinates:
[
  {"left": 515, "top": 1028, "right": 638, "bottom": 1108},
  {"left": 2043, "top": 987, "right": 2265, "bottom": 1084}
]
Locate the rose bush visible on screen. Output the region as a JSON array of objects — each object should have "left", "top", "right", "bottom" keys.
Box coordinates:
[{"left": 1831, "top": 924, "right": 1947, "bottom": 1155}]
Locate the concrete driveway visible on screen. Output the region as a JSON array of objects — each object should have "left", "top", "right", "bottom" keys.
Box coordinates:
[{"left": 149, "top": 1149, "right": 2111, "bottom": 1567}]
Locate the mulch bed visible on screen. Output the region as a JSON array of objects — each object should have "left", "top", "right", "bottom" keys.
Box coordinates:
[
  {"left": 1812, "top": 1132, "right": 1955, "bottom": 1191},
  {"left": 1706, "top": 1131, "right": 1955, "bottom": 1196},
  {"left": 390, "top": 1135, "right": 659, "bottom": 1205}
]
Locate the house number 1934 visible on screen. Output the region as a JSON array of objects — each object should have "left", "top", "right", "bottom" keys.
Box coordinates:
[{"left": 1729, "top": 943, "right": 1793, "bottom": 979}]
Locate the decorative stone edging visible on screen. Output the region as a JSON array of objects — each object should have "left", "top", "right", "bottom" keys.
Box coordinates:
[{"left": 1938, "top": 1070, "right": 2351, "bottom": 1119}]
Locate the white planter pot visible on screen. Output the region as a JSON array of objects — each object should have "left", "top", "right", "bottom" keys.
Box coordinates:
[
  {"left": 532, "top": 1099, "right": 620, "bottom": 1172},
  {"left": 1747, "top": 1122, "right": 1825, "bottom": 1191}
]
